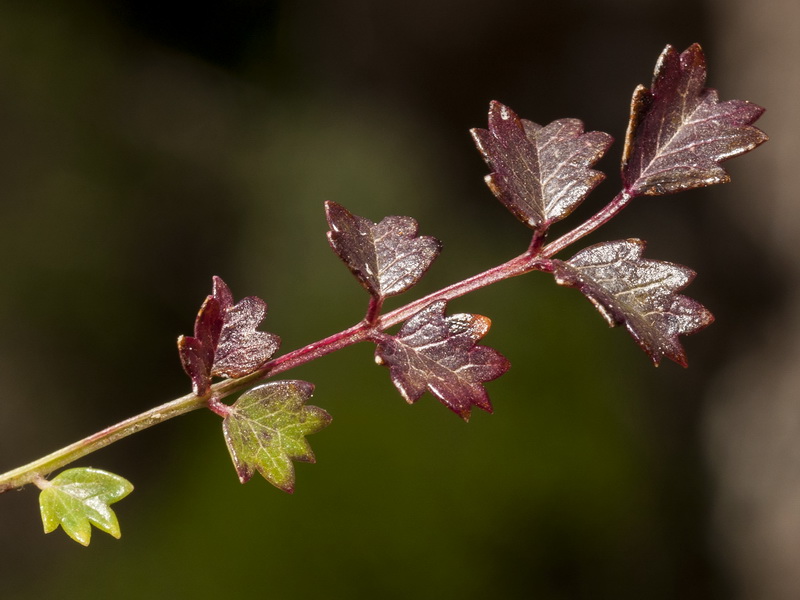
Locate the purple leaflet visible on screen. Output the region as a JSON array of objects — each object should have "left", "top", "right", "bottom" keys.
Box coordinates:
[
  {"left": 621, "top": 44, "right": 767, "bottom": 196},
  {"left": 551, "top": 239, "right": 714, "bottom": 367},
  {"left": 471, "top": 101, "right": 613, "bottom": 231},
  {"left": 178, "top": 276, "right": 280, "bottom": 395},
  {"left": 374, "top": 300, "right": 510, "bottom": 420},
  {"left": 211, "top": 277, "right": 280, "bottom": 379},
  {"left": 325, "top": 201, "right": 441, "bottom": 299}
]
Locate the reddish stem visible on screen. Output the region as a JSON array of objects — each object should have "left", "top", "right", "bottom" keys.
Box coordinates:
[
  {"left": 0, "top": 186, "right": 637, "bottom": 492},
  {"left": 541, "top": 190, "right": 634, "bottom": 258},
  {"left": 365, "top": 295, "right": 383, "bottom": 325},
  {"left": 218, "top": 189, "right": 636, "bottom": 397}
]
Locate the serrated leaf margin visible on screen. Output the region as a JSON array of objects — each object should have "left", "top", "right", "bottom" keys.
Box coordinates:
[{"left": 222, "top": 381, "right": 332, "bottom": 493}]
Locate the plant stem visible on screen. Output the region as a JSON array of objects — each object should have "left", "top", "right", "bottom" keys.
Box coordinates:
[
  {"left": 365, "top": 295, "right": 383, "bottom": 325},
  {"left": 0, "top": 189, "right": 630, "bottom": 494},
  {"left": 541, "top": 190, "right": 634, "bottom": 258},
  {"left": 0, "top": 392, "right": 207, "bottom": 493}
]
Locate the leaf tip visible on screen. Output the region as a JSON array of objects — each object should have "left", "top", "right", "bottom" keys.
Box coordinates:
[
  {"left": 212, "top": 276, "right": 232, "bottom": 305},
  {"left": 488, "top": 100, "right": 514, "bottom": 122},
  {"left": 71, "top": 531, "right": 92, "bottom": 547},
  {"left": 324, "top": 200, "right": 346, "bottom": 226},
  {"left": 236, "top": 467, "right": 254, "bottom": 485}
]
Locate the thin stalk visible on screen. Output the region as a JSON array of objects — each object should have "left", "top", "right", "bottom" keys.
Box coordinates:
[
  {"left": 365, "top": 295, "right": 383, "bottom": 325},
  {"left": 0, "top": 392, "right": 207, "bottom": 492},
  {"left": 0, "top": 188, "right": 630, "bottom": 494},
  {"left": 541, "top": 190, "right": 634, "bottom": 258}
]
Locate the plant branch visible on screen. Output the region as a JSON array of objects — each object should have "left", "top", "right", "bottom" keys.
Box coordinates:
[
  {"left": 0, "top": 187, "right": 630, "bottom": 494},
  {"left": 0, "top": 392, "right": 207, "bottom": 493}
]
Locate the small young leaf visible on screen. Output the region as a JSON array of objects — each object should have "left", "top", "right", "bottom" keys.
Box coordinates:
[
  {"left": 222, "top": 381, "right": 332, "bottom": 493},
  {"left": 325, "top": 201, "right": 442, "bottom": 299},
  {"left": 178, "top": 277, "right": 280, "bottom": 395},
  {"left": 39, "top": 467, "right": 134, "bottom": 546},
  {"left": 622, "top": 44, "right": 767, "bottom": 196},
  {"left": 552, "top": 239, "right": 714, "bottom": 367},
  {"left": 471, "top": 101, "right": 613, "bottom": 231},
  {"left": 374, "top": 300, "right": 510, "bottom": 420},
  {"left": 210, "top": 277, "right": 281, "bottom": 379}
]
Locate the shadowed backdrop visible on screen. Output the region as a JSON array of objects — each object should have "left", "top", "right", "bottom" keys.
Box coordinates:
[{"left": 0, "top": 1, "right": 790, "bottom": 598}]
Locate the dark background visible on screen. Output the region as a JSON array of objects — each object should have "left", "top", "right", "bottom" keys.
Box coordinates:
[{"left": 0, "top": 1, "right": 782, "bottom": 598}]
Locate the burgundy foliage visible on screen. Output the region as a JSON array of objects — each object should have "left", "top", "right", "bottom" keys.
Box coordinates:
[
  {"left": 622, "top": 44, "right": 767, "bottom": 196},
  {"left": 325, "top": 201, "right": 441, "bottom": 299},
  {"left": 166, "top": 43, "right": 766, "bottom": 495},
  {"left": 552, "top": 239, "right": 714, "bottom": 366},
  {"left": 178, "top": 277, "right": 280, "bottom": 395},
  {"left": 471, "top": 101, "right": 613, "bottom": 231},
  {"left": 374, "top": 301, "right": 510, "bottom": 420},
  {"left": 0, "top": 43, "right": 774, "bottom": 547}
]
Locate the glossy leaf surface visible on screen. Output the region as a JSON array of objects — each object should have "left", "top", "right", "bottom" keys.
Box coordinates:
[
  {"left": 552, "top": 239, "right": 714, "bottom": 366},
  {"left": 375, "top": 300, "right": 509, "bottom": 420},
  {"left": 471, "top": 101, "right": 613, "bottom": 230},
  {"left": 222, "top": 381, "right": 332, "bottom": 492},
  {"left": 178, "top": 277, "right": 280, "bottom": 395},
  {"left": 326, "top": 201, "right": 441, "bottom": 298},
  {"left": 211, "top": 277, "right": 281, "bottom": 378},
  {"left": 622, "top": 43, "right": 767, "bottom": 196},
  {"left": 39, "top": 467, "right": 133, "bottom": 546}
]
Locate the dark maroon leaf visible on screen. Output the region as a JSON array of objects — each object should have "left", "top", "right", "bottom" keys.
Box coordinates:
[
  {"left": 471, "top": 101, "right": 613, "bottom": 231},
  {"left": 622, "top": 44, "right": 767, "bottom": 196},
  {"left": 325, "top": 201, "right": 441, "bottom": 298},
  {"left": 374, "top": 300, "right": 509, "bottom": 420},
  {"left": 178, "top": 277, "right": 280, "bottom": 395},
  {"left": 178, "top": 295, "right": 223, "bottom": 395},
  {"left": 177, "top": 335, "right": 209, "bottom": 395},
  {"left": 552, "top": 239, "right": 714, "bottom": 367},
  {"left": 211, "top": 277, "right": 281, "bottom": 379}
]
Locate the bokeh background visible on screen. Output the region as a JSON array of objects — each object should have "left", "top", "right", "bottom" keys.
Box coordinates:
[{"left": 0, "top": 1, "right": 796, "bottom": 598}]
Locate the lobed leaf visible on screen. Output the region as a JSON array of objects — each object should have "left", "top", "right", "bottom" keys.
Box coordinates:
[
  {"left": 178, "top": 277, "right": 280, "bottom": 395},
  {"left": 211, "top": 277, "right": 281, "bottom": 379},
  {"left": 325, "top": 201, "right": 441, "bottom": 299},
  {"left": 621, "top": 43, "right": 767, "bottom": 196},
  {"left": 471, "top": 101, "right": 613, "bottom": 231},
  {"left": 552, "top": 239, "right": 714, "bottom": 367},
  {"left": 222, "top": 381, "right": 332, "bottom": 493},
  {"left": 374, "top": 300, "right": 510, "bottom": 420},
  {"left": 39, "top": 467, "right": 134, "bottom": 546}
]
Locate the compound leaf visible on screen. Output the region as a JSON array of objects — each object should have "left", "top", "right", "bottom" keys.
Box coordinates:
[
  {"left": 471, "top": 101, "right": 613, "bottom": 231},
  {"left": 326, "top": 201, "right": 441, "bottom": 298},
  {"left": 622, "top": 43, "right": 767, "bottom": 196},
  {"left": 39, "top": 467, "right": 133, "bottom": 546},
  {"left": 222, "top": 381, "right": 332, "bottom": 493},
  {"left": 374, "top": 300, "right": 510, "bottom": 420},
  {"left": 552, "top": 239, "right": 714, "bottom": 367},
  {"left": 178, "top": 277, "right": 280, "bottom": 395}
]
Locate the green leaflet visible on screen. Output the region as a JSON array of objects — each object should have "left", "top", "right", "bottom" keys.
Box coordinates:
[
  {"left": 222, "top": 381, "right": 332, "bottom": 493},
  {"left": 39, "top": 467, "right": 133, "bottom": 546}
]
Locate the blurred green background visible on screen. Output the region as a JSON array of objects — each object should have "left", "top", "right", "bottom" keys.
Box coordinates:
[{"left": 0, "top": 1, "right": 777, "bottom": 598}]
